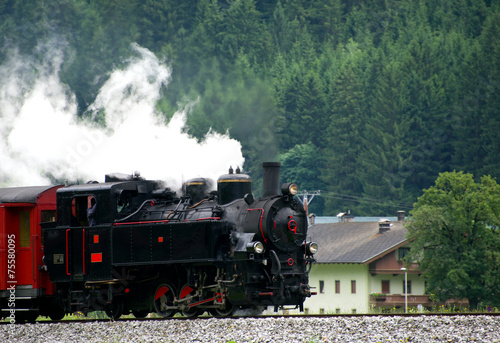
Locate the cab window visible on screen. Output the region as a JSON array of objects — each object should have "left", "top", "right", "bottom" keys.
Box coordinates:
[
  {"left": 41, "top": 210, "right": 56, "bottom": 246},
  {"left": 71, "top": 196, "right": 97, "bottom": 227}
]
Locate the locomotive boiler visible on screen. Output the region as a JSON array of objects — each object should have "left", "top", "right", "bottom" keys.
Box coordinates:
[{"left": 40, "top": 162, "right": 317, "bottom": 319}]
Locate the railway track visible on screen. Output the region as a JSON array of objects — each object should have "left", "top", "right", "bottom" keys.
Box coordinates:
[{"left": 3, "top": 311, "right": 500, "bottom": 325}]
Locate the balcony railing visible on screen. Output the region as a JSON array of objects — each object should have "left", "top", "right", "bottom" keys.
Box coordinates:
[
  {"left": 369, "top": 263, "right": 420, "bottom": 275},
  {"left": 370, "top": 294, "right": 432, "bottom": 307}
]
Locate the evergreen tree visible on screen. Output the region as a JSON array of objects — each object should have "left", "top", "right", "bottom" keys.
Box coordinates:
[
  {"left": 220, "top": 0, "right": 270, "bottom": 65},
  {"left": 451, "top": 10, "right": 500, "bottom": 179},
  {"left": 475, "top": 11, "right": 500, "bottom": 178},
  {"left": 294, "top": 71, "right": 328, "bottom": 149},
  {"left": 357, "top": 56, "right": 414, "bottom": 215},
  {"left": 393, "top": 24, "right": 451, "bottom": 196},
  {"left": 270, "top": 1, "right": 301, "bottom": 54},
  {"left": 321, "top": 41, "right": 367, "bottom": 215}
]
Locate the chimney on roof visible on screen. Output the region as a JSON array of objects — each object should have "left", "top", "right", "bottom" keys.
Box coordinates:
[
  {"left": 378, "top": 219, "right": 391, "bottom": 233},
  {"left": 397, "top": 210, "right": 405, "bottom": 222},
  {"left": 343, "top": 210, "right": 355, "bottom": 222}
]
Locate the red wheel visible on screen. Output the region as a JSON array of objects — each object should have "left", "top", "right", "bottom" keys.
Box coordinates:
[
  {"left": 179, "top": 284, "right": 202, "bottom": 318},
  {"left": 209, "top": 292, "right": 234, "bottom": 317},
  {"left": 154, "top": 284, "right": 176, "bottom": 318}
]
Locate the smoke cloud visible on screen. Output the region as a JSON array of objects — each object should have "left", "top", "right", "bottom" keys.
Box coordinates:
[{"left": 0, "top": 42, "right": 244, "bottom": 187}]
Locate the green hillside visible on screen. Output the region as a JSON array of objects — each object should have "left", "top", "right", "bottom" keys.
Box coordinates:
[{"left": 1, "top": 0, "right": 499, "bottom": 215}]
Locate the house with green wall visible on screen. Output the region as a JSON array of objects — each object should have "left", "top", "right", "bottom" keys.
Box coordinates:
[{"left": 301, "top": 218, "right": 429, "bottom": 314}]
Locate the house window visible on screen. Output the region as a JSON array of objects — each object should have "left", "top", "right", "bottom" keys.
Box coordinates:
[
  {"left": 351, "top": 309, "right": 357, "bottom": 314},
  {"left": 398, "top": 247, "right": 411, "bottom": 261},
  {"left": 335, "top": 308, "right": 341, "bottom": 314},
  {"left": 403, "top": 280, "right": 412, "bottom": 294},
  {"left": 319, "top": 280, "right": 325, "bottom": 294},
  {"left": 335, "top": 280, "right": 340, "bottom": 294},
  {"left": 351, "top": 280, "right": 356, "bottom": 294},
  {"left": 382, "top": 280, "right": 390, "bottom": 294},
  {"left": 319, "top": 308, "right": 325, "bottom": 314},
  {"left": 304, "top": 308, "right": 309, "bottom": 314}
]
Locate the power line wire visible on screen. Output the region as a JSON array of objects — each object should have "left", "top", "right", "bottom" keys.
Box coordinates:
[{"left": 314, "top": 191, "right": 414, "bottom": 210}]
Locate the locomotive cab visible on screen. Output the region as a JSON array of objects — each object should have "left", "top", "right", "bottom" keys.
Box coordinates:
[
  {"left": 45, "top": 179, "right": 164, "bottom": 281},
  {"left": 55, "top": 179, "right": 163, "bottom": 227}
]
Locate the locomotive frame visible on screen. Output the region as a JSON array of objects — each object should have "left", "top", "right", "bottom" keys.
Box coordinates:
[{"left": 1, "top": 162, "right": 317, "bottom": 321}]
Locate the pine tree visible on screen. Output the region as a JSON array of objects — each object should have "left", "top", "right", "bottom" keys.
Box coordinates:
[{"left": 321, "top": 42, "right": 367, "bottom": 214}]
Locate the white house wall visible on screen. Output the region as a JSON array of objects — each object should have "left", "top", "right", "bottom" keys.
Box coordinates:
[
  {"left": 304, "top": 263, "right": 370, "bottom": 314},
  {"left": 300, "top": 264, "right": 427, "bottom": 315}
]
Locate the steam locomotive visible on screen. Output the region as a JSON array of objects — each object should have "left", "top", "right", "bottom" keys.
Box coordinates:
[{"left": 1, "top": 162, "right": 317, "bottom": 321}]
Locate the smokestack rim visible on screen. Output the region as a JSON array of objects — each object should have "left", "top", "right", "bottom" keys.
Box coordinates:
[{"left": 262, "top": 161, "right": 281, "bottom": 168}]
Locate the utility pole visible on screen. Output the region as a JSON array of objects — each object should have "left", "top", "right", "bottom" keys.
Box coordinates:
[
  {"left": 296, "top": 190, "right": 320, "bottom": 206},
  {"left": 296, "top": 190, "right": 321, "bottom": 217},
  {"left": 401, "top": 267, "right": 408, "bottom": 313}
]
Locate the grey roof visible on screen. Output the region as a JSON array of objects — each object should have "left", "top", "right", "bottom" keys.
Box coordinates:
[
  {"left": 314, "top": 216, "right": 399, "bottom": 224},
  {"left": 0, "top": 185, "right": 57, "bottom": 204},
  {"left": 307, "top": 221, "right": 408, "bottom": 264}
]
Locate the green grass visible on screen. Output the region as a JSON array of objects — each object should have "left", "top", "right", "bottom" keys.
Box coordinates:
[
  {"left": 2, "top": 304, "right": 498, "bottom": 324},
  {"left": 368, "top": 304, "right": 499, "bottom": 315}
]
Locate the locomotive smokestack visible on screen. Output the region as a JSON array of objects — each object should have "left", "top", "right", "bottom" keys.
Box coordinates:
[{"left": 262, "top": 162, "right": 281, "bottom": 197}]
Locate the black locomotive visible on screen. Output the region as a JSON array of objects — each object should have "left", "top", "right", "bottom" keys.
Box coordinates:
[{"left": 42, "top": 162, "right": 317, "bottom": 318}]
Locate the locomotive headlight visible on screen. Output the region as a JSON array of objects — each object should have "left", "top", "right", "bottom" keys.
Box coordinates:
[
  {"left": 281, "top": 183, "right": 299, "bottom": 196},
  {"left": 247, "top": 241, "right": 265, "bottom": 254},
  {"left": 254, "top": 241, "right": 265, "bottom": 254},
  {"left": 306, "top": 242, "right": 318, "bottom": 255}
]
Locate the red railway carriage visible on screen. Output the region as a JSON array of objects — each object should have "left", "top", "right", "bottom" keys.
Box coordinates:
[{"left": 0, "top": 185, "right": 63, "bottom": 323}]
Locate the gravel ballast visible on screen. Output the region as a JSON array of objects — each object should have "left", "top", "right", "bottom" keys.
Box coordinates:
[{"left": 2, "top": 315, "right": 500, "bottom": 342}]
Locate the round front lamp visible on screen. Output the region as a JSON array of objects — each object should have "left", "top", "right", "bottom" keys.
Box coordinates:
[
  {"left": 281, "top": 183, "right": 299, "bottom": 196},
  {"left": 307, "top": 242, "right": 318, "bottom": 255},
  {"left": 247, "top": 241, "right": 265, "bottom": 254}
]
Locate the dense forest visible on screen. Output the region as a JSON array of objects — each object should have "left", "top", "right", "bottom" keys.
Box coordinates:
[{"left": 1, "top": 0, "right": 499, "bottom": 216}]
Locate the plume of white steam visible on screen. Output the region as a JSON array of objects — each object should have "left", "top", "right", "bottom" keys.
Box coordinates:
[{"left": 0, "top": 42, "right": 244, "bottom": 187}]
